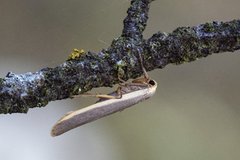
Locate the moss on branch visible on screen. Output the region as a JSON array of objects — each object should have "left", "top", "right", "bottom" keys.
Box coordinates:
[{"left": 0, "top": 0, "right": 240, "bottom": 114}]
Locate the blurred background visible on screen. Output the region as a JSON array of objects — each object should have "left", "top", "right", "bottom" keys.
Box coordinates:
[{"left": 1, "top": 0, "right": 240, "bottom": 159}]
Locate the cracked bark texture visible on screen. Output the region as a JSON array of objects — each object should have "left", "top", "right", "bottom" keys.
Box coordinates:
[{"left": 0, "top": 0, "right": 240, "bottom": 114}]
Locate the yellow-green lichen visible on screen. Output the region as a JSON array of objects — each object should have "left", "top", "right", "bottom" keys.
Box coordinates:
[
  {"left": 203, "top": 22, "right": 216, "bottom": 32},
  {"left": 67, "top": 49, "right": 85, "bottom": 60}
]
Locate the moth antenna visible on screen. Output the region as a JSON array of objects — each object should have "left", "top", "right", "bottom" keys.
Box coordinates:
[{"left": 137, "top": 49, "right": 149, "bottom": 79}]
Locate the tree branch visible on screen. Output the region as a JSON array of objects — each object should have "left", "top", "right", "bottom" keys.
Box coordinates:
[{"left": 0, "top": 0, "right": 239, "bottom": 114}]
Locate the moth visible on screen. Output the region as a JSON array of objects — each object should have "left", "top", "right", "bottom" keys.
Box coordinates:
[{"left": 51, "top": 50, "right": 157, "bottom": 137}]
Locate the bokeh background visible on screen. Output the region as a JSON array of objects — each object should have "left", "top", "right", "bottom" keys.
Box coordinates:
[{"left": 1, "top": 0, "right": 240, "bottom": 159}]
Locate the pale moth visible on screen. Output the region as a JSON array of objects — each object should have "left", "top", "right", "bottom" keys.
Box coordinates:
[{"left": 51, "top": 50, "right": 157, "bottom": 136}]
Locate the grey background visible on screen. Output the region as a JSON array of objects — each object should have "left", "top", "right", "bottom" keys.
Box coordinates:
[{"left": 1, "top": 0, "right": 240, "bottom": 159}]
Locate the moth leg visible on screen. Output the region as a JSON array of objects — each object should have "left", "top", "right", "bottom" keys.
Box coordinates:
[
  {"left": 93, "top": 73, "right": 124, "bottom": 99},
  {"left": 72, "top": 86, "right": 122, "bottom": 99},
  {"left": 96, "top": 86, "right": 122, "bottom": 99},
  {"left": 72, "top": 93, "right": 98, "bottom": 98},
  {"left": 118, "top": 73, "right": 127, "bottom": 83},
  {"left": 72, "top": 72, "right": 125, "bottom": 99},
  {"left": 118, "top": 69, "right": 148, "bottom": 87}
]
